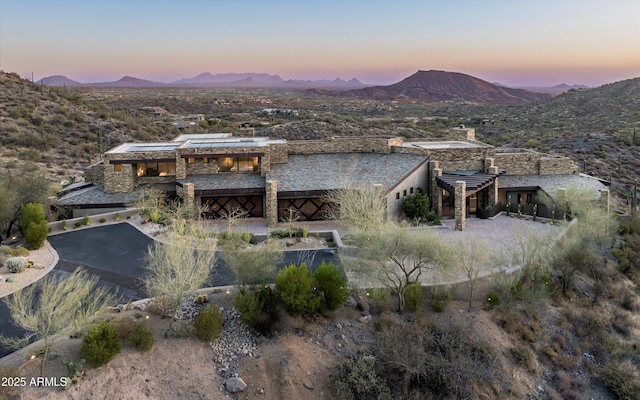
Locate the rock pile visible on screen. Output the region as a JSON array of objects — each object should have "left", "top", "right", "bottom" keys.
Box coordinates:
[{"left": 210, "top": 307, "right": 257, "bottom": 379}]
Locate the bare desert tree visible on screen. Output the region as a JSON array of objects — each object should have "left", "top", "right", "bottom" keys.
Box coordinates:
[
  {"left": 457, "top": 239, "right": 491, "bottom": 311},
  {"left": 346, "top": 224, "right": 453, "bottom": 311},
  {"left": 218, "top": 206, "right": 249, "bottom": 238},
  {"left": 323, "top": 182, "right": 387, "bottom": 232},
  {"left": 221, "top": 238, "right": 283, "bottom": 289},
  {"left": 0, "top": 269, "right": 118, "bottom": 376},
  {"left": 143, "top": 232, "right": 216, "bottom": 330}
]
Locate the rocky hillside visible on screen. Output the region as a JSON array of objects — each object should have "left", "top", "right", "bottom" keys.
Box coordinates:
[
  {"left": 323, "top": 70, "right": 552, "bottom": 103},
  {"left": 0, "top": 71, "right": 178, "bottom": 185}
]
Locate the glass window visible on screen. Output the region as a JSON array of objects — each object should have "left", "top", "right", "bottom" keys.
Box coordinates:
[
  {"left": 218, "top": 157, "right": 234, "bottom": 172},
  {"left": 203, "top": 157, "right": 209, "bottom": 163},
  {"left": 136, "top": 163, "right": 146, "bottom": 177},
  {"left": 113, "top": 164, "right": 122, "bottom": 172},
  {"left": 158, "top": 162, "right": 176, "bottom": 176},
  {"left": 396, "top": 192, "right": 400, "bottom": 200},
  {"left": 217, "top": 157, "right": 259, "bottom": 172},
  {"left": 146, "top": 163, "right": 159, "bottom": 176},
  {"left": 188, "top": 157, "right": 195, "bottom": 164}
]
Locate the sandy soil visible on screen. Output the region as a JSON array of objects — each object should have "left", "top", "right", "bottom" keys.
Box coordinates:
[{"left": 0, "top": 242, "right": 56, "bottom": 299}]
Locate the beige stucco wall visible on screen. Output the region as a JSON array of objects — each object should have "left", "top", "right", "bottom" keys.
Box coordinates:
[{"left": 386, "top": 161, "right": 430, "bottom": 219}]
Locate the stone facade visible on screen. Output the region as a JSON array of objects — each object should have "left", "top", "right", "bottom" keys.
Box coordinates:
[
  {"left": 288, "top": 136, "right": 403, "bottom": 155},
  {"left": 454, "top": 181, "right": 466, "bottom": 231},
  {"left": 265, "top": 180, "right": 278, "bottom": 227},
  {"left": 85, "top": 162, "right": 104, "bottom": 184}
]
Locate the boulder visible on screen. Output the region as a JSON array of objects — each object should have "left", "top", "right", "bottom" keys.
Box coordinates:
[{"left": 225, "top": 377, "right": 247, "bottom": 393}]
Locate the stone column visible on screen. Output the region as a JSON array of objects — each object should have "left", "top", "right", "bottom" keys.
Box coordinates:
[
  {"left": 485, "top": 157, "right": 495, "bottom": 173},
  {"left": 433, "top": 168, "right": 443, "bottom": 216},
  {"left": 265, "top": 180, "right": 278, "bottom": 227},
  {"left": 488, "top": 165, "right": 499, "bottom": 207},
  {"left": 176, "top": 157, "right": 187, "bottom": 179},
  {"left": 429, "top": 160, "right": 442, "bottom": 216},
  {"left": 184, "top": 183, "right": 195, "bottom": 216},
  {"left": 455, "top": 181, "right": 466, "bottom": 231}
]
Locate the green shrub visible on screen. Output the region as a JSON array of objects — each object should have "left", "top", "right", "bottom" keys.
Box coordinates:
[
  {"left": 193, "top": 305, "right": 224, "bottom": 342},
  {"left": 334, "top": 355, "right": 392, "bottom": 400},
  {"left": 74, "top": 222, "right": 81, "bottom": 228},
  {"left": 80, "top": 321, "right": 122, "bottom": 367},
  {"left": 402, "top": 190, "right": 430, "bottom": 221},
  {"left": 234, "top": 286, "right": 279, "bottom": 334},
  {"left": 276, "top": 263, "right": 320, "bottom": 315},
  {"left": 270, "top": 228, "right": 303, "bottom": 239},
  {"left": 82, "top": 215, "right": 90, "bottom": 226},
  {"left": 5, "top": 257, "right": 28, "bottom": 273},
  {"left": 114, "top": 212, "right": 121, "bottom": 222},
  {"left": 99, "top": 218, "right": 106, "bottom": 223},
  {"left": 404, "top": 283, "right": 424, "bottom": 312},
  {"left": 314, "top": 261, "right": 349, "bottom": 310},
  {"left": 485, "top": 290, "right": 502, "bottom": 310},
  {"left": 20, "top": 203, "right": 48, "bottom": 249},
  {"left": 128, "top": 321, "right": 155, "bottom": 351},
  {"left": 242, "top": 232, "right": 252, "bottom": 243},
  {"left": 62, "top": 219, "right": 68, "bottom": 230},
  {"left": 429, "top": 288, "right": 452, "bottom": 313}
]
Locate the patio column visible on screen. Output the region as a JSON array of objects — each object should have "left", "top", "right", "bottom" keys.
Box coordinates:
[
  {"left": 455, "top": 180, "right": 466, "bottom": 231},
  {"left": 433, "top": 168, "right": 443, "bottom": 216},
  {"left": 266, "top": 180, "right": 278, "bottom": 227},
  {"left": 183, "top": 183, "right": 195, "bottom": 217},
  {"left": 488, "top": 165, "right": 499, "bottom": 206}
]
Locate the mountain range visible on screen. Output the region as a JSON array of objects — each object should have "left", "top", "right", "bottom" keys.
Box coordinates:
[
  {"left": 36, "top": 72, "right": 368, "bottom": 89},
  {"left": 36, "top": 70, "right": 602, "bottom": 103}
]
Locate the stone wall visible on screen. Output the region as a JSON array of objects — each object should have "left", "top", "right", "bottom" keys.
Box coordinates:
[
  {"left": 449, "top": 127, "right": 476, "bottom": 141},
  {"left": 494, "top": 151, "right": 540, "bottom": 175},
  {"left": 269, "top": 143, "right": 288, "bottom": 164},
  {"left": 539, "top": 156, "right": 576, "bottom": 175},
  {"left": 186, "top": 158, "right": 219, "bottom": 175},
  {"left": 288, "top": 136, "right": 403, "bottom": 155},
  {"left": 394, "top": 146, "right": 493, "bottom": 171},
  {"left": 104, "top": 163, "right": 135, "bottom": 193},
  {"left": 85, "top": 162, "right": 104, "bottom": 184}
]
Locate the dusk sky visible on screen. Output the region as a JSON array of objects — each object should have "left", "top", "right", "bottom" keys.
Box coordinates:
[{"left": 1, "top": 0, "right": 638, "bottom": 87}]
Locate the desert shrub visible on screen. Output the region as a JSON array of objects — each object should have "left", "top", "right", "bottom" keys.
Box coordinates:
[
  {"left": 510, "top": 344, "right": 537, "bottom": 372},
  {"left": 276, "top": 263, "right": 320, "bottom": 315},
  {"left": 525, "top": 139, "right": 540, "bottom": 149},
  {"left": 5, "top": 257, "right": 28, "bottom": 273},
  {"left": 600, "top": 361, "right": 640, "bottom": 400},
  {"left": 0, "top": 366, "right": 21, "bottom": 397},
  {"left": 82, "top": 215, "right": 90, "bottom": 226},
  {"left": 376, "top": 318, "right": 500, "bottom": 399},
  {"left": 429, "top": 288, "right": 452, "bottom": 313},
  {"left": 403, "top": 283, "right": 424, "bottom": 312},
  {"left": 7, "top": 247, "right": 30, "bottom": 257},
  {"left": 370, "top": 288, "right": 390, "bottom": 313},
  {"left": 314, "top": 261, "right": 349, "bottom": 310},
  {"left": 334, "top": 355, "right": 392, "bottom": 400},
  {"left": 80, "top": 321, "right": 122, "bottom": 367},
  {"left": 20, "top": 203, "right": 48, "bottom": 249},
  {"left": 234, "top": 286, "right": 279, "bottom": 334},
  {"left": 269, "top": 227, "right": 303, "bottom": 239},
  {"left": 128, "top": 321, "right": 155, "bottom": 351},
  {"left": 485, "top": 290, "right": 502, "bottom": 310},
  {"left": 113, "top": 316, "right": 135, "bottom": 340},
  {"left": 192, "top": 305, "right": 224, "bottom": 342},
  {"left": 99, "top": 218, "right": 106, "bottom": 223}
]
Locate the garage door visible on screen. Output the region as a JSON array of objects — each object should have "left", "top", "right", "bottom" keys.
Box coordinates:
[
  {"left": 202, "top": 195, "right": 263, "bottom": 218},
  {"left": 277, "top": 197, "right": 333, "bottom": 221}
]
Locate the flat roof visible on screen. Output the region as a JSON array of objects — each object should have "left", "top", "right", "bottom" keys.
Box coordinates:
[
  {"left": 179, "top": 137, "right": 285, "bottom": 149},
  {"left": 499, "top": 174, "right": 608, "bottom": 199},
  {"left": 172, "top": 133, "right": 231, "bottom": 142},
  {"left": 107, "top": 143, "right": 180, "bottom": 153},
  {"left": 402, "top": 141, "right": 483, "bottom": 149}
]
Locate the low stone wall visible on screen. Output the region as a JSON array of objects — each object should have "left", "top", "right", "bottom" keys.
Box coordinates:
[
  {"left": 48, "top": 208, "right": 139, "bottom": 234},
  {"left": 494, "top": 151, "right": 540, "bottom": 175}
]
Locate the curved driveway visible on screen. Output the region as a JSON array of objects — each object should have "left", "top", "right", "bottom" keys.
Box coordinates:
[{"left": 1, "top": 223, "right": 338, "bottom": 359}]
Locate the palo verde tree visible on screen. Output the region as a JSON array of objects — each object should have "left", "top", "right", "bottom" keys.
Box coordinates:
[
  {"left": 457, "top": 239, "right": 491, "bottom": 312},
  {"left": 143, "top": 221, "right": 217, "bottom": 331},
  {"left": 221, "top": 238, "right": 284, "bottom": 289},
  {"left": 20, "top": 202, "right": 49, "bottom": 249},
  {"left": 0, "top": 269, "right": 118, "bottom": 377},
  {"left": 551, "top": 187, "right": 616, "bottom": 294},
  {"left": 346, "top": 224, "right": 453, "bottom": 311},
  {"left": 323, "top": 181, "right": 387, "bottom": 232}
]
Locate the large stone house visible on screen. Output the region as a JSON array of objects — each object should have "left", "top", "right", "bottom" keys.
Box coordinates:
[{"left": 56, "top": 127, "right": 609, "bottom": 230}]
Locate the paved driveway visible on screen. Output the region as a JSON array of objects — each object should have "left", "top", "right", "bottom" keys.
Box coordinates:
[{"left": 1, "top": 223, "right": 339, "bottom": 358}]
